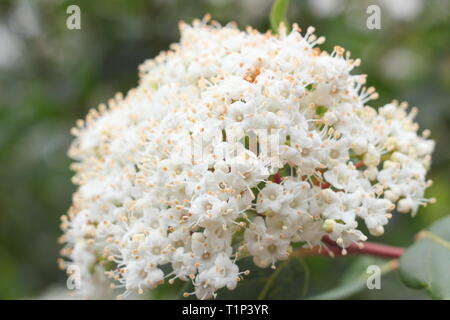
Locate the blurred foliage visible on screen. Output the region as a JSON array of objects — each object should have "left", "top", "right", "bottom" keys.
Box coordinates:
[
  {"left": 399, "top": 215, "right": 450, "bottom": 299},
  {"left": 0, "top": 0, "right": 449, "bottom": 299}
]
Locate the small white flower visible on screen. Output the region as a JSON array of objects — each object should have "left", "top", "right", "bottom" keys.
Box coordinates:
[{"left": 256, "top": 183, "right": 288, "bottom": 215}]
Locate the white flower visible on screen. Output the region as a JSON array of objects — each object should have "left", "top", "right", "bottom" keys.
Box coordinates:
[
  {"left": 356, "top": 197, "right": 394, "bottom": 236},
  {"left": 252, "top": 235, "right": 290, "bottom": 268},
  {"left": 323, "top": 163, "right": 360, "bottom": 191},
  {"left": 256, "top": 183, "right": 288, "bottom": 214},
  {"left": 207, "top": 253, "right": 240, "bottom": 290},
  {"left": 61, "top": 18, "right": 435, "bottom": 299},
  {"left": 328, "top": 221, "right": 368, "bottom": 250},
  {"left": 123, "top": 261, "right": 164, "bottom": 293}
]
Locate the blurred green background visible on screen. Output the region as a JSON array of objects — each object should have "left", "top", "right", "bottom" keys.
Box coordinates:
[{"left": 0, "top": 0, "right": 449, "bottom": 299}]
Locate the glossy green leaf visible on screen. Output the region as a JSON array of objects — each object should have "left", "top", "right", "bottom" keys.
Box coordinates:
[
  {"left": 399, "top": 215, "right": 450, "bottom": 299},
  {"left": 308, "top": 256, "right": 394, "bottom": 300},
  {"left": 258, "top": 256, "right": 309, "bottom": 300}
]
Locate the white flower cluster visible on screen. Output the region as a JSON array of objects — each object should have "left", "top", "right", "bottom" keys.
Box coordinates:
[{"left": 60, "top": 18, "right": 435, "bottom": 299}]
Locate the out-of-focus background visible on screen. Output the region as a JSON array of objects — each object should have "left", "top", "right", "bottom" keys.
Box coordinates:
[{"left": 0, "top": 0, "right": 449, "bottom": 299}]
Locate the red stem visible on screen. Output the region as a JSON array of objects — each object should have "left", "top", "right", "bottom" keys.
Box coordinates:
[
  {"left": 294, "top": 236, "right": 404, "bottom": 259},
  {"left": 354, "top": 160, "right": 365, "bottom": 169},
  {"left": 273, "top": 172, "right": 282, "bottom": 184},
  {"left": 320, "top": 181, "right": 331, "bottom": 189}
]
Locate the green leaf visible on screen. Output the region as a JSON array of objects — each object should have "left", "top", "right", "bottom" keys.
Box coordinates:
[
  {"left": 178, "top": 256, "right": 309, "bottom": 300},
  {"left": 399, "top": 215, "right": 450, "bottom": 299},
  {"left": 258, "top": 257, "right": 309, "bottom": 300},
  {"left": 308, "top": 256, "right": 394, "bottom": 300},
  {"left": 270, "top": 0, "right": 290, "bottom": 33}
]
